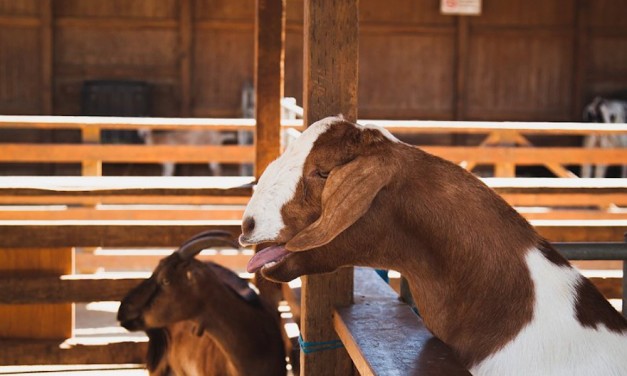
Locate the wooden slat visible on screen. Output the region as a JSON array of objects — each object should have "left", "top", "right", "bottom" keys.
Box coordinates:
[
  {"left": 0, "top": 176, "right": 254, "bottom": 197},
  {"left": 0, "top": 115, "right": 625, "bottom": 135},
  {"left": 334, "top": 268, "right": 470, "bottom": 376},
  {"left": 501, "top": 193, "right": 627, "bottom": 207},
  {"left": 532, "top": 220, "right": 627, "bottom": 242},
  {"left": 0, "top": 144, "right": 255, "bottom": 164},
  {"left": 76, "top": 250, "right": 252, "bottom": 273},
  {"left": 0, "top": 207, "right": 245, "bottom": 221},
  {"left": 0, "top": 248, "right": 73, "bottom": 340},
  {"left": 3, "top": 144, "right": 625, "bottom": 167},
  {"left": 0, "top": 339, "right": 146, "bottom": 366},
  {"left": 0, "top": 195, "right": 251, "bottom": 205},
  {"left": 0, "top": 220, "right": 242, "bottom": 248},
  {"left": 421, "top": 146, "right": 627, "bottom": 165},
  {"left": 0, "top": 275, "right": 143, "bottom": 304},
  {"left": 0, "top": 220, "right": 620, "bottom": 247}
]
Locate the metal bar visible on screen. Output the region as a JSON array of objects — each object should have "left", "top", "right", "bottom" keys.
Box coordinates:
[{"left": 553, "top": 242, "right": 627, "bottom": 260}]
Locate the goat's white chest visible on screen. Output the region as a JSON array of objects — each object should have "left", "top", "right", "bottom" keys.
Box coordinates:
[{"left": 471, "top": 249, "right": 627, "bottom": 376}]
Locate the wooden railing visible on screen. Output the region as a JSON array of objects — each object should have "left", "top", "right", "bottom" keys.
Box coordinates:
[
  {"left": 2, "top": 115, "right": 627, "bottom": 178},
  {"left": 1, "top": 115, "right": 626, "bottom": 370}
]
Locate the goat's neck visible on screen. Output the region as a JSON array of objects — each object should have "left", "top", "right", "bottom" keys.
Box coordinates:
[
  {"left": 194, "top": 288, "right": 284, "bottom": 376},
  {"left": 353, "top": 151, "right": 539, "bottom": 366}
]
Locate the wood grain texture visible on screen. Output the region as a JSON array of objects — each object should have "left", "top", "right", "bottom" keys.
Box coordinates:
[
  {"left": 334, "top": 268, "right": 470, "bottom": 375},
  {"left": 0, "top": 221, "right": 242, "bottom": 248},
  {"left": 0, "top": 248, "right": 73, "bottom": 339},
  {"left": 301, "top": 0, "right": 359, "bottom": 374},
  {"left": 254, "top": 0, "right": 285, "bottom": 179},
  {"left": 0, "top": 275, "right": 143, "bottom": 304},
  {"left": 0, "top": 338, "right": 146, "bottom": 365}
]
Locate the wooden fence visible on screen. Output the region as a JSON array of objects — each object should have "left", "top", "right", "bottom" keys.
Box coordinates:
[{"left": 0, "top": 115, "right": 626, "bottom": 369}]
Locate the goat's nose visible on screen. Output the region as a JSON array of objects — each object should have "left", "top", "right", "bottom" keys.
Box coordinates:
[{"left": 242, "top": 216, "right": 255, "bottom": 235}]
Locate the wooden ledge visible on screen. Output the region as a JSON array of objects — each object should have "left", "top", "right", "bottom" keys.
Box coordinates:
[
  {"left": 333, "top": 268, "right": 470, "bottom": 375},
  {"left": 0, "top": 338, "right": 146, "bottom": 365},
  {"left": 0, "top": 220, "right": 242, "bottom": 247},
  {"left": 0, "top": 176, "right": 255, "bottom": 197}
]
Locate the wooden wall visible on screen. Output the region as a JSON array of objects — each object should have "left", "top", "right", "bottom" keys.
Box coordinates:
[{"left": 0, "top": 0, "right": 626, "bottom": 121}]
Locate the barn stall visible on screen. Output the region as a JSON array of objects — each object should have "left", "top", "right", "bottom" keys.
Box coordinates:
[{"left": 1, "top": 0, "right": 627, "bottom": 375}]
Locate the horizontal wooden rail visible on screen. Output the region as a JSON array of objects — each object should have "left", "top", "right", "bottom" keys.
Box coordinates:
[
  {"left": 0, "top": 176, "right": 255, "bottom": 197},
  {"left": 421, "top": 146, "right": 627, "bottom": 165},
  {"left": 334, "top": 268, "right": 470, "bottom": 375},
  {"left": 1, "top": 144, "right": 255, "bottom": 164},
  {"left": 3, "top": 145, "right": 626, "bottom": 167},
  {"left": 0, "top": 220, "right": 242, "bottom": 248},
  {"left": 0, "top": 275, "right": 144, "bottom": 304},
  {"left": 1, "top": 115, "right": 625, "bottom": 135},
  {"left": 0, "top": 207, "right": 247, "bottom": 221},
  {"left": 0, "top": 338, "right": 146, "bottom": 366}
]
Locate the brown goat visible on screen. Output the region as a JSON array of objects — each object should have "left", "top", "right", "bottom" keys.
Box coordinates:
[
  {"left": 240, "top": 116, "right": 627, "bottom": 376},
  {"left": 118, "top": 230, "right": 286, "bottom": 376}
]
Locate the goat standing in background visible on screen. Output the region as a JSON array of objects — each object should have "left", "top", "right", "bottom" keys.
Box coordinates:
[
  {"left": 582, "top": 96, "right": 627, "bottom": 178},
  {"left": 240, "top": 116, "right": 627, "bottom": 376},
  {"left": 118, "top": 231, "right": 286, "bottom": 376},
  {"left": 138, "top": 129, "right": 236, "bottom": 176}
]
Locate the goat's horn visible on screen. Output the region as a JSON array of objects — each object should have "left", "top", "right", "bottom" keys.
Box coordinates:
[{"left": 177, "top": 231, "right": 240, "bottom": 260}]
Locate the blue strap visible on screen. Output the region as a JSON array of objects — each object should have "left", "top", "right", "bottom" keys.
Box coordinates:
[{"left": 298, "top": 334, "right": 344, "bottom": 354}]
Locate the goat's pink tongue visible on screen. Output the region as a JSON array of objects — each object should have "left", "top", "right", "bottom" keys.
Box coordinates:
[{"left": 247, "top": 245, "right": 290, "bottom": 273}]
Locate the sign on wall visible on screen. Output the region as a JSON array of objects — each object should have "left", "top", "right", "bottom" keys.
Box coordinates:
[{"left": 441, "top": 0, "right": 482, "bottom": 15}]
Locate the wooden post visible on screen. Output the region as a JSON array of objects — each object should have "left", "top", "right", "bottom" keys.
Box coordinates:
[
  {"left": 253, "top": 0, "right": 287, "bottom": 307},
  {"left": 301, "top": 0, "right": 358, "bottom": 374},
  {"left": 0, "top": 248, "right": 74, "bottom": 339},
  {"left": 81, "top": 127, "right": 102, "bottom": 176},
  {"left": 179, "top": 0, "right": 193, "bottom": 117},
  {"left": 254, "top": 0, "right": 285, "bottom": 179}
]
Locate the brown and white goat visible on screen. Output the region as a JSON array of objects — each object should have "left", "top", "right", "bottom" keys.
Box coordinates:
[
  {"left": 118, "top": 231, "right": 286, "bottom": 376},
  {"left": 240, "top": 116, "right": 627, "bottom": 375}
]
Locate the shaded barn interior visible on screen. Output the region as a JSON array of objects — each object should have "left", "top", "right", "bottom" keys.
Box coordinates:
[
  {"left": 0, "top": 0, "right": 626, "bottom": 177},
  {"left": 1, "top": 0, "right": 626, "bottom": 120}
]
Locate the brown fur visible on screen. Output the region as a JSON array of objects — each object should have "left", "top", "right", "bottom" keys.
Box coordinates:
[
  {"left": 118, "top": 254, "right": 286, "bottom": 376},
  {"left": 248, "top": 118, "right": 626, "bottom": 367}
]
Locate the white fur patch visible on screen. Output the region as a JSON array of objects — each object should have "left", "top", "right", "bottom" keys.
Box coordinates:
[
  {"left": 471, "top": 249, "right": 627, "bottom": 376},
  {"left": 360, "top": 122, "right": 400, "bottom": 143},
  {"left": 241, "top": 116, "right": 339, "bottom": 244}
]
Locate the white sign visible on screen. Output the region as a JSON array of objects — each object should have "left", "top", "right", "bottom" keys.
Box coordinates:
[{"left": 441, "top": 0, "right": 482, "bottom": 15}]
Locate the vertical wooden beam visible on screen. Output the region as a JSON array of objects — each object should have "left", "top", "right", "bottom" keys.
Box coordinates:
[
  {"left": 572, "top": 0, "right": 588, "bottom": 119},
  {"left": 179, "top": 0, "right": 193, "bottom": 117},
  {"left": 454, "top": 17, "right": 469, "bottom": 121},
  {"left": 81, "top": 127, "right": 102, "bottom": 176},
  {"left": 301, "top": 0, "right": 358, "bottom": 374},
  {"left": 254, "top": 0, "right": 286, "bottom": 179},
  {"left": 40, "top": 0, "right": 53, "bottom": 114}
]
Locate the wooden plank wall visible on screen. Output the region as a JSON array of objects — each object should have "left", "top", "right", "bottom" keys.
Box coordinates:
[{"left": 0, "top": 0, "right": 626, "bottom": 121}]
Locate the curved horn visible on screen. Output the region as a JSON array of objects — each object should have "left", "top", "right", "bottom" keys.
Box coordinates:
[{"left": 177, "top": 230, "right": 240, "bottom": 260}]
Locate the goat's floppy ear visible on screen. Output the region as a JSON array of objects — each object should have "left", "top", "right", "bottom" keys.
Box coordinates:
[
  {"left": 286, "top": 154, "right": 390, "bottom": 251},
  {"left": 207, "top": 262, "right": 260, "bottom": 306}
]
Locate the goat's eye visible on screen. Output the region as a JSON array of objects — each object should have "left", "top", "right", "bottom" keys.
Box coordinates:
[
  {"left": 161, "top": 278, "right": 170, "bottom": 286},
  {"left": 315, "top": 170, "right": 329, "bottom": 179}
]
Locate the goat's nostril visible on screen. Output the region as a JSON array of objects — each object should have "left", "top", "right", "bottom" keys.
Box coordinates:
[{"left": 242, "top": 217, "right": 256, "bottom": 234}]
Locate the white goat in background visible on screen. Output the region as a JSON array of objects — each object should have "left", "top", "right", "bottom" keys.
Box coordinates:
[{"left": 582, "top": 96, "right": 627, "bottom": 178}]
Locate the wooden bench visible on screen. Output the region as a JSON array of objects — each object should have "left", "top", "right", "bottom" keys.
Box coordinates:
[{"left": 334, "top": 268, "right": 471, "bottom": 375}]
